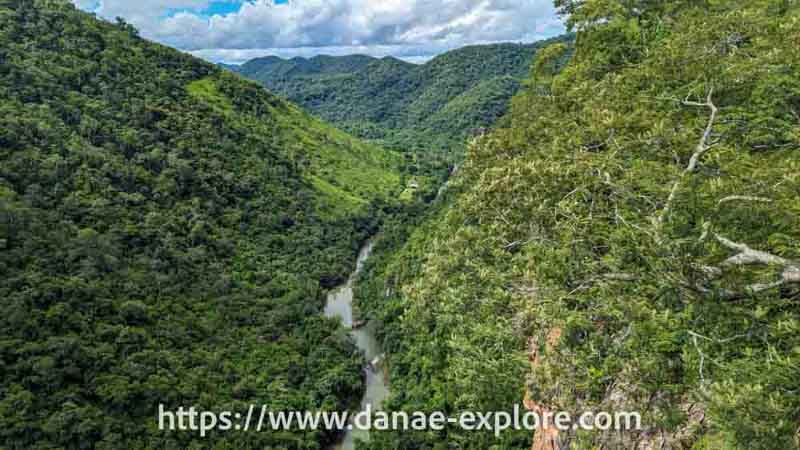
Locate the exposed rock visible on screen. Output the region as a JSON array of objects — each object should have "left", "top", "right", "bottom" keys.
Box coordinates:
[{"left": 525, "top": 328, "right": 563, "bottom": 450}]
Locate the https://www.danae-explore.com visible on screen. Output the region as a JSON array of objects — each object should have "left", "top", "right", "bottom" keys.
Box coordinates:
[{"left": 158, "top": 404, "right": 642, "bottom": 437}]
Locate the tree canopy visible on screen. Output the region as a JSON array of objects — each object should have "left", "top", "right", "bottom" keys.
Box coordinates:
[
  {"left": 0, "top": 1, "right": 403, "bottom": 448},
  {"left": 232, "top": 38, "right": 574, "bottom": 178},
  {"left": 356, "top": 1, "right": 800, "bottom": 448}
]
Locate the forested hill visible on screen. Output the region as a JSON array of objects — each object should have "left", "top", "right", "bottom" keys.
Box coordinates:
[
  {"left": 236, "top": 54, "right": 376, "bottom": 78},
  {"left": 0, "top": 1, "right": 401, "bottom": 448},
  {"left": 231, "top": 38, "right": 573, "bottom": 170},
  {"left": 356, "top": 1, "right": 800, "bottom": 449}
]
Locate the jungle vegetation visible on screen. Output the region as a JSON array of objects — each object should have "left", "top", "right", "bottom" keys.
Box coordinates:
[
  {"left": 3, "top": 0, "right": 799, "bottom": 449},
  {"left": 231, "top": 38, "right": 573, "bottom": 177},
  {"left": 356, "top": 0, "right": 800, "bottom": 449},
  {"left": 0, "top": 1, "right": 404, "bottom": 448}
]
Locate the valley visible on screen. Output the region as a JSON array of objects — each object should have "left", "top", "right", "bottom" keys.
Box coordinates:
[
  {"left": 1, "top": 1, "right": 799, "bottom": 450},
  {"left": 323, "top": 239, "right": 387, "bottom": 450},
  {"left": 231, "top": 37, "right": 573, "bottom": 181}
]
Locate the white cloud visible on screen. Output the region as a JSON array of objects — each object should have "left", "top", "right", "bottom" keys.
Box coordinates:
[
  {"left": 73, "top": 0, "right": 100, "bottom": 9},
  {"left": 74, "top": 0, "right": 564, "bottom": 63}
]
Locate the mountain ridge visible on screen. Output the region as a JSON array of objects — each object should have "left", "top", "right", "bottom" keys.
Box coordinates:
[{"left": 231, "top": 37, "right": 574, "bottom": 174}]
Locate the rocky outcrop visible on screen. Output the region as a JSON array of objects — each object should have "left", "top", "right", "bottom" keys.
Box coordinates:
[
  {"left": 524, "top": 327, "right": 707, "bottom": 450},
  {"left": 524, "top": 328, "right": 563, "bottom": 450}
]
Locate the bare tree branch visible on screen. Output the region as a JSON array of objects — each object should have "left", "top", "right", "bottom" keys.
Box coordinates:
[
  {"left": 687, "top": 329, "right": 751, "bottom": 344},
  {"left": 698, "top": 265, "right": 723, "bottom": 278},
  {"left": 717, "top": 195, "right": 773, "bottom": 205},
  {"left": 715, "top": 234, "right": 794, "bottom": 267},
  {"left": 603, "top": 272, "right": 639, "bottom": 281},
  {"left": 698, "top": 221, "right": 712, "bottom": 242},
  {"left": 743, "top": 280, "right": 786, "bottom": 295},
  {"left": 657, "top": 89, "right": 719, "bottom": 227},
  {"left": 694, "top": 234, "right": 800, "bottom": 299},
  {"left": 691, "top": 334, "right": 707, "bottom": 388},
  {"left": 686, "top": 233, "right": 800, "bottom": 300},
  {"left": 784, "top": 266, "right": 800, "bottom": 283}
]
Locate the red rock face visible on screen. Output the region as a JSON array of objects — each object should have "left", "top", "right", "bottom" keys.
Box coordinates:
[
  {"left": 523, "top": 326, "right": 707, "bottom": 450},
  {"left": 525, "top": 329, "right": 562, "bottom": 450}
]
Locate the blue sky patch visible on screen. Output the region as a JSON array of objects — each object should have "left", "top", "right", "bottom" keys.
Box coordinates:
[
  {"left": 165, "top": 1, "right": 249, "bottom": 19},
  {"left": 164, "top": 0, "right": 290, "bottom": 19}
]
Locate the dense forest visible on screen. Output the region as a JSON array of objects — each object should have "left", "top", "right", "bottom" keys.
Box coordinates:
[
  {"left": 356, "top": 0, "right": 800, "bottom": 449},
  {"left": 3, "top": 0, "right": 799, "bottom": 449},
  {"left": 231, "top": 39, "right": 573, "bottom": 176},
  {"left": 0, "top": 1, "right": 404, "bottom": 448}
]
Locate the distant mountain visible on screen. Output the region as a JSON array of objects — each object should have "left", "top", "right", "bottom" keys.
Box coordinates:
[
  {"left": 216, "top": 62, "right": 241, "bottom": 71},
  {"left": 236, "top": 54, "right": 377, "bottom": 78},
  {"left": 232, "top": 37, "right": 573, "bottom": 171},
  {"left": 0, "top": 1, "right": 402, "bottom": 448}
]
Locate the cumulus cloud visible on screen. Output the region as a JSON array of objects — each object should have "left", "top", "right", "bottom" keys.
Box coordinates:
[{"left": 75, "top": 0, "right": 564, "bottom": 63}]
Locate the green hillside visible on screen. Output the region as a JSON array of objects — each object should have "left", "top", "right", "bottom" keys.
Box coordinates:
[
  {"left": 233, "top": 39, "right": 573, "bottom": 173},
  {"left": 236, "top": 54, "right": 376, "bottom": 78},
  {"left": 0, "top": 1, "right": 401, "bottom": 449},
  {"left": 356, "top": 1, "right": 800, "bottom": 449}
]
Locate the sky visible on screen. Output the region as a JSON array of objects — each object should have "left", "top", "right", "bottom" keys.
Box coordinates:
[{"left": 72, "top": 0, "right": 565, "bottom": 64}]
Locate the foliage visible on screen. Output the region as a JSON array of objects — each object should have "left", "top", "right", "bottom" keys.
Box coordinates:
[
  {"left": 232, "top": 39, "right": 574, "bottom": 177},
  {"left": 356, "top": 1, "right": 800, "bottom": 449},
  {"left": 0, "top": 1, "right": 404, "bottom": 449}
]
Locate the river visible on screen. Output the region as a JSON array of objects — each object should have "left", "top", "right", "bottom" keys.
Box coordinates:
[{"left": 323, "top": 239, "right": 389, "bottom": 449}]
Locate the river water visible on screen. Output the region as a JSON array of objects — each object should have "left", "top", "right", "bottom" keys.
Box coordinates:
[{"left": 323, "top": 239, "right": 389, "bottom": 449}]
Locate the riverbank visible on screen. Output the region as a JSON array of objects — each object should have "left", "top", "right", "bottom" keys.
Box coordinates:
[{"left": 324, "top": 239, "right": 389, "bottom": 449}]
